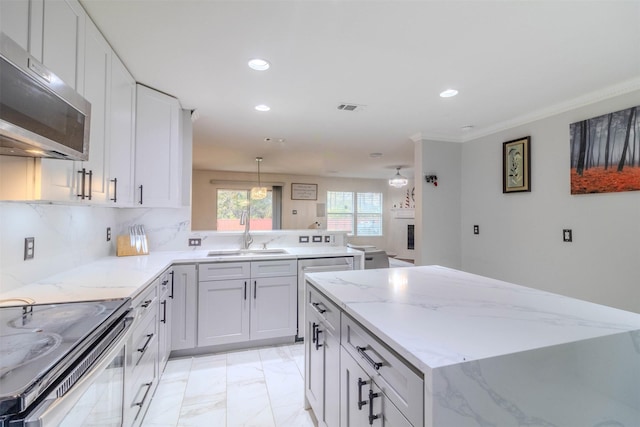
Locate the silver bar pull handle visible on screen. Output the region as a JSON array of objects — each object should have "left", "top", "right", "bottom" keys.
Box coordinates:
[
  {"left": 110, "top": 178, "right": 118, "bottom": 202},
  {"left": 356, "top": 346, "right": 383, "bottom": 371},
  {"left": 87, "top": 170, "right": 93, "bottom": 200}
]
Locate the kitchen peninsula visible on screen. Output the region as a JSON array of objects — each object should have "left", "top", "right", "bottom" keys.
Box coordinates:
[{"left": 304, "top": 266, "right": 640, "bottom": 426}]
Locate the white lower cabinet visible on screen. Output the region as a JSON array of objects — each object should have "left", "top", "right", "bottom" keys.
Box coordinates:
[
  {"left": 157, "top": 268, "right": 173, "bottom": 374},
  {"left": 305, "top": 283, "right": 423, "bottom": 427},
  {"left": 341, "top": 347, "right": 411, "bottom": 427},
  {"left": 171, "top": 264, "right": 197, "bottom": 351},
  {"left": 198, "top": 278, "right": 250, "bottom": 346},
  {"left": 125, "top": 281, "right": 159, "bottom": 427},
  {"left": 197, "top": 260, "right": 297, "bottom": 348},
  {"left": 305, "top": 285, "right": 341, "bottom": 427}
]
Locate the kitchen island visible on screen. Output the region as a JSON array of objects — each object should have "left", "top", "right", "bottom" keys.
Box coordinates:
[{"left": 305, "top": 265, "right": 640, "bottom": 426}]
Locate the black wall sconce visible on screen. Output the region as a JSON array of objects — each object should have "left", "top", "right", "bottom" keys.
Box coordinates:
[{"left": 425, "top": 175, "right": 438, "bottom": 187}]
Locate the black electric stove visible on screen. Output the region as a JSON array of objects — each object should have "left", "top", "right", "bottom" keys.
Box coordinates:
[{"left": 0, "top": 298, "right": 130, "bottom": 420}]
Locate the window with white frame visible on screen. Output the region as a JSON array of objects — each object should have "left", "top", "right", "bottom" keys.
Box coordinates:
[{"left": 326, "top": 191, "right": 383, "bottom": 236}]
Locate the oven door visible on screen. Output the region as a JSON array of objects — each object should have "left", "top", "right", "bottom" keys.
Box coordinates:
[{"left": 21, "top": 316, "right": 133, "bottom": 427}]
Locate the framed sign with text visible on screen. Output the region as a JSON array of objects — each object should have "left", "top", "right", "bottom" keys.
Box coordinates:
[{"left": 291, "top": 183, "right": 318, "bottom": 200}]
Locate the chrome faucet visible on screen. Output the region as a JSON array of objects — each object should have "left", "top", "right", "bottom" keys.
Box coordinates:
[{"left": 240, "top": 209, "right": 253, "bottom": 250}]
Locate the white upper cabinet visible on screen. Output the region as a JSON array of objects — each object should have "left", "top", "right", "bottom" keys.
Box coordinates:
[
  {"left": 77, "top": 18, "right": 111, "bottom": 204},
  {"left": 0, "top": 0, "right": 32, "bottom": 51},
  {"left": 108, "top": 55, "right": 136, "bottom": 206},
  {"left": 36, "top": 0, "right": 87, "bottom": 201},
  {"left": 41, "top": 0, "right": 85, "bottom": 91},
  {"left": 1, "top": 0, "right": 191, "bottom": 205},
  {"left": 135, "top": 84, "right": 183, "bottom": 207}
]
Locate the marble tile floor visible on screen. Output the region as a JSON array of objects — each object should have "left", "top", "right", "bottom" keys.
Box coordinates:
[{"left": 141, "top": 343, "right": 316, "bottom": 427}]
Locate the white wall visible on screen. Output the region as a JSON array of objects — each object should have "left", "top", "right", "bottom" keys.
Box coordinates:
[
  {"left": 460, "top": 90, "right": 640, "bottom": 313},
  {"left": 415, "top": 139, "right": 462, "bottom": 268}
]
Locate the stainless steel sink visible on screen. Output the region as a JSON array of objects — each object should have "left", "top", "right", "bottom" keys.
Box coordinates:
[{"left": 207, "top": 249, "right": 288, "bottom": 257}]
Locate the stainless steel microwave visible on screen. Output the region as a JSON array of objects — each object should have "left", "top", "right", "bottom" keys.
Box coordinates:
[{"left": 0, "top": 32, "right": 91, "bottom": 161}]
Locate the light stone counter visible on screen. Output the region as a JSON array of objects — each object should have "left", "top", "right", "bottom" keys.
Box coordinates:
[
  {"left": 306, "top": 265, "right": 640, "bottom": 426},
  {"left": 0, "top": 247, "right": 363, "bottom": 305}
]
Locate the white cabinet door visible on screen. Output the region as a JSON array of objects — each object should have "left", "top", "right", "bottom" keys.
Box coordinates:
[
  {"left": 323, "top": 319, "right": 341, "bottom": 427},
  {"left": 250, "top": 275, "right": 297, "bottom": 340},
  {"left": 0, "top": 0, "right": 31, "bottom": 50},
  {"left": 134, "top": 84, "right": 182, "bottom": 207},
  {"left": 198, "top": 279, "right": 250, "bottom": 347},
  {"left": 41, "top": 0, "right": 85, "bottom": 91},
  {"left": 76, "top": 18, "right": 110, "bottom": 203},
  {"left": 305, "top": 310, "right": 324, "bottom": 420},
  {"left": 157, "top": 269, "right": 172, "bottom": 373},
  {"left": 171, "top": 264, "right": 197, "bottom": 351},
  {"left": 341, "top": 347, "right": 412, "bottom": 427},
  {"left": 108, "top": 54, "right": 136, "bottom": 205},
  {"left": 37, "top": 0, "right": 86, "bottom": 202},
  {"left": 341, "top": 347, "right": 371, "bottom": 427}
]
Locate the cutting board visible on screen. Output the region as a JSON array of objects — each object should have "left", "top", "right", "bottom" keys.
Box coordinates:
[{"left": 116, "top": 235, "right": 149, "bottom": 257}]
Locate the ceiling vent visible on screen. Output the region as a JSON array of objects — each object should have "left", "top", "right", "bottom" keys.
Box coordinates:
[{"left": 337, "top": 103, "right": 365, "bottom": 112}]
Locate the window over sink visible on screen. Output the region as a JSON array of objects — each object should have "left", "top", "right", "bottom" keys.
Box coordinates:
[{"left": 216, "top": 188, "right": 281, "bottom": 231}]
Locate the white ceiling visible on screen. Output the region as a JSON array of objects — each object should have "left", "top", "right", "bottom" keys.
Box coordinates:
[{"left": 80, "top": 0, "right": 640, "bottom": 179}]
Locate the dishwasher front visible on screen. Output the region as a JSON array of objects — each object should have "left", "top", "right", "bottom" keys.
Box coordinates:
[{"left": 297, "top": 256, "right": 356, "bottom": 340}]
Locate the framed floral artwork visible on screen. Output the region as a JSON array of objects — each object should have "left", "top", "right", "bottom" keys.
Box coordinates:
[{"left": 503, "top": 136, "right": 531, "bottom": 193}]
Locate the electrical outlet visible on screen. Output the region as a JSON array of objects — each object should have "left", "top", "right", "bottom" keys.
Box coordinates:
[
  {"left": 563, "top": 229, "right": 572, "bottom": 242},
  {"left": 299, "top": 236, "right": 309, "bottom": 243},
  {"left": 106, "top": 227, "right": 111, "bottom": 242},
  {"left": 24, "top": 237, "right": 35, "bottom": 260},
  {"left": 473, "top": 225, "right": 479, "bottom": 235},
  {"left": 312, "top": 236, "right": 322, "bottom": 243},
  {"left": 188, "top": 238, "right": 202, "bottom": 247},
  {"left": 324, "top": 235, "right": 331, "bottom": 243},
  {"left": 292, "top": 210, "right": 297, "bottom": 215}
]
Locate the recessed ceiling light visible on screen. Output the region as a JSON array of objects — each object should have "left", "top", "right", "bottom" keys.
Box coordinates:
[
  {"left": 439, "top": 89, "right": 459, "bottom": 98},
  {"left": 248, "top": 58, "right": 270, "bottom": 71},
  {"left": 255, "top": 104, "right": 271, "bottom": 112},
  {"left": 369, "top": 152, "right": 383, "bottom": 158}
]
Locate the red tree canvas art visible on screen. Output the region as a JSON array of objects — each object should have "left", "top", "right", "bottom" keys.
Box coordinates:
[{"left": 570, "top": 105, "right": 640, "bottom": 194}]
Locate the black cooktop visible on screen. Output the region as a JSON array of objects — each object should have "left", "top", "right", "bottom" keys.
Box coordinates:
[{"left": 0, "top": 298, "right": 129, "bottom": 416}]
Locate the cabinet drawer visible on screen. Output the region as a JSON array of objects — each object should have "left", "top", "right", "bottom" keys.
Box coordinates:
[
  {"left": 127, "top": 347, "right": 156, "bottom": 426},
  {"left": 251, "top": 259, "right": 297, "bottom": 278},
  {"left": 307, "top": 285, "right": 340, "bottom": 333},
  {"left": 200, "top": 262, "right": 250, "bottom": 281},
  {"left": 133, "top": 283, "right": 158, "bottom": 323},
  {"left": 159, "top": 268, "right": 173, "bottom": 297},
  {"left": 341, "top": 315, "right": 423, "bottom": 427},
  {"left": 131, "top": 308, "right": 157, "bottom": 371}
]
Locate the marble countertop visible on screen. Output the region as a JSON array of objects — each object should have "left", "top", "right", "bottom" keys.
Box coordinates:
[
  {"left": 0, "top": 246, "right": 363, "bottom": 305},
  {"left": 305, "top": 265, "right": 640, "bottom": 371}
]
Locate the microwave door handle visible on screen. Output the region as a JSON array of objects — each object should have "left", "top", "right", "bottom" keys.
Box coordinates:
[
  {"left": 23, "top": 320, "right": 133, "bottom": 427},
  {"left": 77, "top": 168, "right": 86, "bottom": 199}
]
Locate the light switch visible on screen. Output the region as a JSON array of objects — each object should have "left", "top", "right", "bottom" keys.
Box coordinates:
[
  {"left": 24, "top": 237, "right": 35, "bottom": 260},
  {"left": 563, "top": 229, "right": 572, "bottom": 242}
]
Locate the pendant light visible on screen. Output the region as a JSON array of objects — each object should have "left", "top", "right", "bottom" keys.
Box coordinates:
[
  {"left": 250, "top": 157, "right": 268, "bottom": 200},
  {"left": 389, "top": 167, "right": 408, "bottom": 188}
]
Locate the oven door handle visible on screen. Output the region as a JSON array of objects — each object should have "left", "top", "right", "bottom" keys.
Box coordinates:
[{"left": 23, "top": 316, "right": 134, "bottom": 427}]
